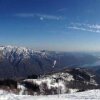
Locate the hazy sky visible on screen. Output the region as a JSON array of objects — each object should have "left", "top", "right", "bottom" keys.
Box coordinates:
[{"left": 0, "top": 0, "right": 100, "bottom": 51}]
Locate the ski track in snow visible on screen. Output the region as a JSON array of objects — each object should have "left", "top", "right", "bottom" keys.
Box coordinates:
[{"left": 0, "top": 90, "right": 100, "bottom": 100}]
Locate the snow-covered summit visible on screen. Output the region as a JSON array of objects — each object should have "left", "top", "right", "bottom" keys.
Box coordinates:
[
  {"left": 0, "top": 45, "right": 49, "bottom": 61},
  {"left": 0, "top": 45, "right": 32, "bottom": 57},
  {"left": 0, "top": 45, "right": 54, "bottom": 78}
]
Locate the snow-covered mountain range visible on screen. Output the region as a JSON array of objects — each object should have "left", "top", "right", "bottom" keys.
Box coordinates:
[{"left": 0, "top": 45, "right": 99, "bottom": 79}]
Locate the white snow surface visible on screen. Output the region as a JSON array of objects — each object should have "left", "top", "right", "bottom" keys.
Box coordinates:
[{"left": 0, "top": 89, "right": 100, "bottom": 100}]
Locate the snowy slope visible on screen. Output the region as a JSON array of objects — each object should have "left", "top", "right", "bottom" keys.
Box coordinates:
[
  {"left": 19, "top": 68, "right": 97, "bottom": 95},
  {"left": 0, "top": 89, "right": 100, "bottom": 100}
]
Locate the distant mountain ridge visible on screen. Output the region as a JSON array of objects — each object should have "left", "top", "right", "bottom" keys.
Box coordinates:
[{"left": 0, "top": 45, "right": 99, "bottom": 79}]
